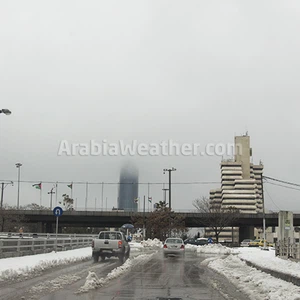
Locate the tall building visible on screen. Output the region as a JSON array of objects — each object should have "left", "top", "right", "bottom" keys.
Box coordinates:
[
  {"left": 210, "top": 135, "right": 263, "bottom": 214},
  {"left": 118, "top": 163, "right": 139, "bottom": 211},
  {"left": 208, "top": 135, "right": 263, "bottom": 242}
]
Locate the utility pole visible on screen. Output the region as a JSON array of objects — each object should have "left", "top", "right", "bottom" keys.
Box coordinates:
[
  {"left": 48, "top": 187, "right": 55, "bottom": 210},
  {"left": 262, "top": 176, "right": 267, "bottom": 249},
  {"left": 163, "top": 167, "right": 176, "bottom": 209},
  {"left": 0, "top": 183, "right": 3, "bottom": 210},
  {"left": 0, "top": 181, "right": 14, "bottom": 209},
  {"left": 143, "top": 195, "right": 146, "bottom": 240},
  {"left": 15, "top": 163, "right": 22, "bottom": 209}
]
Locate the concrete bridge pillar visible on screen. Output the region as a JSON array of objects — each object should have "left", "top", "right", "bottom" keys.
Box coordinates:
[{"left": 239, "top": 226, "right": 254, "bottom": 243}]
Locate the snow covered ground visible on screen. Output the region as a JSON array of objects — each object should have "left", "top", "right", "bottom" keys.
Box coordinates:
[
  {"left": 77, "top": 252, "right": 156, "bottom": 293},
  {"left": 185, "top": 243, "right": 232, "bottom": 254},
  {"left": 0, "top": 247, "right": 92, "bottom": 282},
  {"left": 207, "top": 254, "right": 300, "bottom": 300},
  {"left": 233, "top": 247, "right": 300, "bottom": 280},
  {"left": 198, "top": 244, "right": 300, "bottom": 300},
  {"left": 0, "top": 239, "right": 158, "bottom": 282}
]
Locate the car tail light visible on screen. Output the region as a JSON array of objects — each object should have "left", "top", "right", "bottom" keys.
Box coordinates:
[
  {"left": 92, "top": 240, "right": 94, "bottom": 248},
  {"left": 118, "top": 240, "right": 122, "bottom": 248},
  {"left": 163, "top": 244, "right": 167, "bottom": 249},
  {"left": 180, "top": 245, "right": 185, "bottom": 249}
]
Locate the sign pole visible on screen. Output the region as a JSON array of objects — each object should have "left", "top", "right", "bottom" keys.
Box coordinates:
[
  {"left": 55, "top": 216, "right": 58, "bottom": 253},
  {"left": 53, "top": 206, "right": 63, "bottom": 253}
]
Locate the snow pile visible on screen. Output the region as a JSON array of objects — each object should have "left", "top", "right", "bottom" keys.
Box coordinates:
[
  {"left": 197, "top": 244, "right": 232, "bottom": 255},
  {"left": 77, "top": 271, "right": 105, "bottom": 293},
  {"left": 129, "top": 241, "right": 144, "bottom": 252},
  {"left": 140, "top": 238, "right": 162, "bottom": 249},
  {"left": 185, "top": 243, "right": 232, "bottom": 254},
  {"left": 233, "top": 247, "right": 300, "bottom": 280},
  {"left": 208, "top": 255, "right": 300, "bottom": 300},
  {"left": 0, "top": 247, "right": 92, "bottom": 282},
  {"left": 77, "top": 252, "right": 155, "bottom": 293}
]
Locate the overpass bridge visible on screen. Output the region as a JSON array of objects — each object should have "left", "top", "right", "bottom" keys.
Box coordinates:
[{"left": 5, "top": 210, "right": 300, "bottom": 240}]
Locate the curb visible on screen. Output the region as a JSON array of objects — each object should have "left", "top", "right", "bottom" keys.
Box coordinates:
[{"left": 240, "top": 258, "right": 300, "bottom": 287}]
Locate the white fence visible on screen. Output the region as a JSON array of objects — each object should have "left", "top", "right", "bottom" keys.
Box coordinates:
[
  {"left": 0, "top": 236, "right": 94, "bottom": 258},
  {"left": 275, "top": 239, "right": 300, "bottom": 260}
]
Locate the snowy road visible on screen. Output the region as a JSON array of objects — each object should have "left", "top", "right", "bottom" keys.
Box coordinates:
[{"left": 0, "top": 251, "right": 249, "bottom": 300}]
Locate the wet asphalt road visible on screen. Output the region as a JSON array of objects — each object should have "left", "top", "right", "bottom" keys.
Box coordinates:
[{"left": 0, "top": 251, "right": 249, "bottom": 300}]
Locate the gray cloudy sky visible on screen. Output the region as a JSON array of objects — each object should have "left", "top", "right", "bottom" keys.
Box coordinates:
[{"left": 0, "top": 1, "right": 300, "bottom": 211}]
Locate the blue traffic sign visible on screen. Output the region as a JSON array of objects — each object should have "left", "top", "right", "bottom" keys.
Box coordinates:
[{"left": 53, "top": 206, "right": 63, "bottom": 217}]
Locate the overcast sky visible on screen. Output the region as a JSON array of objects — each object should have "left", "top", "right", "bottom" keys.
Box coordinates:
[{"left": 0, "top": 1, "right": 300, "bottom": 212}]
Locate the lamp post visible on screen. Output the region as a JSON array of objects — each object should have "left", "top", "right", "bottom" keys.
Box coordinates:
[
  {"left": 15, "top": 163, "right": 22, "bottom": 209},
  {"left": 48, "top": 187, "right": 55, "bottom": 210},
  {"left": 163, "top": 167, "right": 176, "bottom": 210}
]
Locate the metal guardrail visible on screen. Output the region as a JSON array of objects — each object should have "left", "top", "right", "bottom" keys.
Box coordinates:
[
  {"left": 0, "top": 232, "right": 98, "bottom": 239},
  {"left": 0, "top": 236, "right": 93, "bottom": 258},
  {"left": 275, "top": 239, "right": 300, "bottom": 260}
]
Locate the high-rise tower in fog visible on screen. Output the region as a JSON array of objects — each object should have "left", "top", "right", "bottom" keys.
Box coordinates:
[{"left": 118, "top": 163, "right": 139, "bottom": 211}]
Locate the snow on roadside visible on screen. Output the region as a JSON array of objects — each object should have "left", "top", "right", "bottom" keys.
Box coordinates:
[
  {"left": 77, "top": 252, "right": 156, "bottom": 293},
  {"left": 140, "top": 238, "right": 162, "bottom": 248},
  {"left": 0, "top": 247, "right": 92, "bottom": 282},
  {"left": 207, "top": 255, "right": 300, "bottom": 300},
  {"left": 233, "top": 247, "right": 300, "bottom": 280},
  {"left": 185, "top": 243, "right": 232, "bottom": 255},
  {"left": 129, "top": 241, "right": 144, "bottom": 252}
]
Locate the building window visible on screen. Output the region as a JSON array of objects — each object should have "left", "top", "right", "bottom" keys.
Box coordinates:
[
  {"left": 296, "top": 238, "right": 299, "bottom": 243},
  {"left": 274, "top": 238, "right": 277, "bottom": 243},
  {"left": 272, "top": 227, "right": 276, "bottom": 233}
]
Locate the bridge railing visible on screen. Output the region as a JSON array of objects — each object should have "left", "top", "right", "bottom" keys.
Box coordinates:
[
  {"left": 0, "top": 236, "right": 93, "bottom": 259},
  {"left": 0, "top": 232, "right": 98, "bottom": 239}
]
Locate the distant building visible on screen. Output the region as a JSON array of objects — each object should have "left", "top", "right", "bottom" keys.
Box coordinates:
[
  {"left": 210, "top": 135, "right": 263, "bottom": 214},
  {"left": 118, "top": 163, "right": 139, "bottom": 212},
  {"left": 207, "top": 135, "right": 264, "bottom": 242}
]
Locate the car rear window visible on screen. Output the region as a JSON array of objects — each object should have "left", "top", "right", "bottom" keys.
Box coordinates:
[
  {"left": 99, "top": 232, "right": 122, "bottom": 240},
  {"left": 166, "top": 238, "right": 182, "bottom": 244}
]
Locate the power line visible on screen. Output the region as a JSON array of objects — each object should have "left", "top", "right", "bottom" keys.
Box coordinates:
[
  {"left": 0, "top": 179, "right": 219, "bottom": 185},
  {"left": 264, "top": 181, "right": 300, "bottom": 192},
  {"left": 264, "top": 185, "right": 281, "bottom": 210},
  {"left": 263, "top": 176, "right": 300, "bottom": 188}
]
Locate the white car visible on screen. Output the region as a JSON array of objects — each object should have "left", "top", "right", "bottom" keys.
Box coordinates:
[
  {"left": 163, "top": 238, "right": 185, "bottom": 257},
  {"left": 240, "top": 239, "right": 252, "bottom": 247}
]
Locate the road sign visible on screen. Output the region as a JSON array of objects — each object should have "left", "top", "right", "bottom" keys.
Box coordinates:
[{"left": 53, "top": 206, "right": 63, "bottom": 217}]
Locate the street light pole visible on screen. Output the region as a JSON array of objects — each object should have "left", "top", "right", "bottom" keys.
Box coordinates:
[
  {"left": 163, "top": 167, "right": 176, "bottom": 210},
  {"left": 48, "top": 187, "right": 55, "bottom": 210},
  {"left": 15, "top": 163, "right": 22, "bottom": 209}
]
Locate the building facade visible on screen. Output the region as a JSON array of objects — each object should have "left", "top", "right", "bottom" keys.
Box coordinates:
[
  {"left": 118, "top": 163, "right": 139, "bottom": 212},
  {"left": 208, "top": 135, "right": 264, "bottom": 242}
]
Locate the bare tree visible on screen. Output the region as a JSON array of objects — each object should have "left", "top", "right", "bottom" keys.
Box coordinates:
[
  {"left": 193, "top": 197, "right": 239, "bottom": 243},
  {"left": 132, "top": 202, "right": 187, "bottom": 241}
]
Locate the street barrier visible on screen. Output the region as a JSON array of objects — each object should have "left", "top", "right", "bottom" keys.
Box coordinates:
[{"left": 0, "top": 235, "right": 94, "bottom": 258}]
